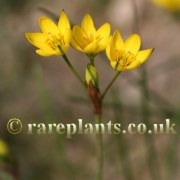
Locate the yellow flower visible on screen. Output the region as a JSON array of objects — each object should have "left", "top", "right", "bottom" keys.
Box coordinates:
[
  {"left": 0, "top": 139, "right": 9, "bottom": 157},
  {"left": 106, "top": 30, "right": 154, "bottom": 71},
  {"left": 85, "top": 64, "right": 98, "bottom": 88},
  {"left": 71, "top": 14, "right": 111, "bottom": 57},
  {"left": 151, "top": 0, "right": 180, "bottom": 12},
  {"left": 25, "top": 10, "right": 71, "bottom": 57}
]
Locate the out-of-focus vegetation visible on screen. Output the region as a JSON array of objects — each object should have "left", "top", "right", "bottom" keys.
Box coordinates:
[{"left": 0, "top": 0, "right": 180, "bottom": 179}]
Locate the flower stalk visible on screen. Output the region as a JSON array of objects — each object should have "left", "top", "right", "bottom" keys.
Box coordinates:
[
  {"left": 102, "top": 71, "right": 121, "bottom": 100},
  {"left": 58, "top": 45, "right": 86, "bottom": 89},
  {"left": 86, "top": 82, "right": 103, "bottom": 180},
  {"left": 95, "top": 114, "right": 103, "bottom": 180}
]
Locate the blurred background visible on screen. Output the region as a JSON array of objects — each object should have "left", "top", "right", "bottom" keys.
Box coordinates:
[{"left": 0, "top": 0, "right": 180, "bottom": 179}]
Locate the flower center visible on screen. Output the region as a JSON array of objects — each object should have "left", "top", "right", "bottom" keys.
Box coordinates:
[
  {"left": 115, "top": 50, "right": 135, "bottom": 70},
  {"left": 46, "top": 33, "right": 65, "bottom": 51}
]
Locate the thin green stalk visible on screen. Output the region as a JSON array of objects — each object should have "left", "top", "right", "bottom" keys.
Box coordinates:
[
  {"left": 62, "top": 54, "right": 86, "bottom": 88},
  {"left": 140, "top": 66, "right": 161, "bottom": 180},
  {"left": 166, "top": 137, "right": 178, "bottom": 180},
  {"left": 32, "top": 63, "right": 75, "bottom": 179},
  {"left": 131, "top": 1, "right": 161, "bottom": 179},
  {"left": 165, "top": 109, "right": 180, "bottom": 180},
  {"left": 131, "top": 0, "right": 140, "bottom": 33},
  {"left": 102, "top": 71, "right": 121, "bottom": 99},
  {"left": 95, "top": 114, "right": 103, "bottom": 180},
  {"left": 32, "top": 63, "right": 56, "bottom": 122},
  {"left": 111, "top": 89, "right": 134, "bottom": 180},
  {"left": 89, "top": 56, "right": 95, "bottom": 66},
  {"left": 58, "top": 46, "right": 86, "bottom": 89}
]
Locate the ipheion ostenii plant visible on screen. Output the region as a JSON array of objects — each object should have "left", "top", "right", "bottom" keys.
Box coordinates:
[{"left": 25, "top": 10, "right": 154, "bottom": 180}]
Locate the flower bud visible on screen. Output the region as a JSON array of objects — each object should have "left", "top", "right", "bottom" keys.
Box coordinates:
[{"left": 85, "top": 64, "right": 98, "bottom": 88}]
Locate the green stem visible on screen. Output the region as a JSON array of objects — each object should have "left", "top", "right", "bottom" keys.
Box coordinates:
[
  {"left": 131, "top": 0, "right": 140, "bottom": 33},
  {"left": 62, "top": 54, "right": 86, "bottom": 88},
  {"left": 95, "top": 114, "right": 103, "bottom": 180},
  {"left": 58, "top": 46, "right": 86, "bottom": 89},
  {"left": 111, "top": 89, "right": 134, "bottom": 180},
  {"left": 140, "top": 66, "right": 161, "bottom": 180},
  {"left": 102, "top": 71, "right": 121, "bottom": 99},
  {"left": 89, "top": 55, "right": 95, "bottom": 66},
  {"left": 130, "top": 0, "right": 162, "bottom": 179}
]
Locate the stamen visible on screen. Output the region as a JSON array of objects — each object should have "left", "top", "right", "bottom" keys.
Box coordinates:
[
  {"left": 115, "top": 57, "right": 122, "bottom": 70},
  {"left": 115, "top": 51, "right": 135, "bottom": 69},
  {"left": 45, "top": 33, "right": 66, "bottom": 51}
]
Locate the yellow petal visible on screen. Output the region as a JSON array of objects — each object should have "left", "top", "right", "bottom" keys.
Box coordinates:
[
  {"left": 112, "top": 30, "right": 124, "bottom": 50},
  {"left": 110, "top": 61, "right": 125, "bottom": 71},
  {"left": 72, "top": 25, "right": 88, "bottom": 49},
  {"left": 109, "top": 38, "right": 119, "bottom": 62},
  {"left": 71, "top": 38, "right": 84, "bottom": 52},
  {"left": 39, "top": 17, "right": 59, "bottom": 34},
  {"left": 110, "top": 46, "right": 119, "bottom": 62},
  {"left": 84, "top": 41, "right": 99, "bottom": 55},
  {"left": 58, "top": 10, "right": 71, "bottom": 35},
  {"left": 110, "top": 60, "right": 141, "bottom": 71},
  {"left": 36, "top": 49, "right": 52, "bottom": 56},
  {"left": 124, "top": 60, "right": 141, "bottom": 70},
  {"left": 97, "top": 23, "right": 111, "bottom": 48},
  {"left": 81, "top": 14, "right": 96, "bottom": 38},
  {"left": 107, "top": 30, "right": 124, "bottom": 62},
  {"left": 36, "top": 45, "right": 61, "bottom": 55},
  {"left": 25, "top": 33, "right": 49, "bottom": 49},
  {"left": 123, "top": 34, "right": 141, "bottom": 55},
  {"left": 106, "top": 36, "right": 114, "bottom": 61},
  {"left": 136, "top": 48, "right": 154, "bottom": 63},
  {"left": 63, "top": 29, "right": 72, "bottom": 45}
]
